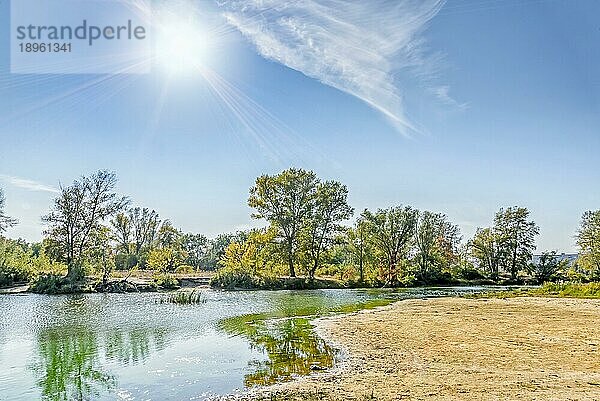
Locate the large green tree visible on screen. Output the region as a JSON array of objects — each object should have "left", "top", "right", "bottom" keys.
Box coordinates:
[
  {"left": 248, "top": 168, "right": 319, "bottom": 277},
  {"left": 494, "top": 206, "right": 539, "bottom": 280},
  {"left": 182, "top": 233, "right": 209, "bottom": 270},
  {"left": 111, "top": 207, "right": 161, "bottom": 269},
  {"left": 0, "top": 188, "right": 17, "bottom": 233},
  {"left": 43, "top": 171, "right": 128, "bottom": 281},
  {"left": 361, "top": 206, "right": 418, "bottom": 286},
  {"left": 528, "top": 251, "right": 567, "bottom": 283},
  {"left": 414, "top": 211, "right": 461, "bottom": 283},
  {"left": 576, "top": 210, "right": 600, "bottom": 278},
  {"left": 301, "top": 181, "right": 353, "bottom": 279},
  {"left": 469, "top": 227, "right": 503, "bottom": 280},
  {"left": 345, "top": 219, "right": 372, "bottom": 283}
]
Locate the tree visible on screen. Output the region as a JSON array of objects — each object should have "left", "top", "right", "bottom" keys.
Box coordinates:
[
  {"left": 469, "top": 227, "right": 503, "bottom": 281},
  {"left": 203, "top": 232, "right": 245, "bottom": 271},
  {"left": 147, "top": 247, "right": 186, "bottom": 273},
  {"left": 182, "top": 233, "right": 209, "bottom": 270},
  {"left": 42, "top": 171, "right": 128, "bottom": 281},
  {"left": 146, "top": 221, "right": 187, "bottom": 272},
  {"left": 86, "top": 226, "right": 114, "bottom": 285},
  {"left": 248, "top": 168, "right": 319, "bottom": 277},
  {"left": 414, "top": 211, "right": 461, "bottom": 283},
  {"left": 361, "top": 206, "right": 418, "bottom": 286},
  {"left": 219, "top": 228, "right": 278, "bottom": 275},
  {"left": 301, "top": 181, "right": 353, "bottom": 279},
  {"left": 529, "top": 251, "right": 567, "bottom": 283},
  {"left": 576, "top": 210, "right": 600, "bottom": 279},
  {"left": 111, "top": 207, "right": 161, "bottom": 269},
  {"left": 0, "top": 188, "right": 17, "bottom": 233},
  {"left": 345, "top": 219, "right": 372, "bottom": 282},
  {"left": 494, "top": 207, "right": 539, "bottom": 280}
]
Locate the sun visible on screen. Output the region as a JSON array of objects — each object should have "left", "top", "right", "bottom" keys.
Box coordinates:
[{"left": 154, "top": 14, "right": 208, "bottom": 75}]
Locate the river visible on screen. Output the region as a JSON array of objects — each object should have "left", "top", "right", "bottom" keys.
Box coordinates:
[{"left": 0, "top": 287, "right": 496, "bottom": 400}]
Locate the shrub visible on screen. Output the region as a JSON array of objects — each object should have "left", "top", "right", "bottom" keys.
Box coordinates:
[
  {"left": 175, "top": 264, "right": 195, "bottom": 274},
  {"left": 153, "top": 272, "right": 180, "bottom": 289},
  {"left": 162, "top": 289, "right": 206, "bottom": 304},
  {"left": 210, "top": 267, "right": 279, "bottom": 290},
  {"left": 533, "top": 282, "right": 600, "bottom": 298},
  {"left": 29, "top": 274, "right": 88, "bottom": 294}
]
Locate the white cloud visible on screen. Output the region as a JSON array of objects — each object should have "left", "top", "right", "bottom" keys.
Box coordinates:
[
  {"left": 0, "top": 174, "right": 60, "bottom": 194},
  {"left": 430, "top": 85, "right": 468, "bottom": 110},
  {"left": 220, "top": 0, "right": 445, "bottom": 135}
]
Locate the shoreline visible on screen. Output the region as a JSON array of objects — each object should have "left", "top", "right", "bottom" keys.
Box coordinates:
[{"left": 248, "top": 297, "right": 600, "bottom": 400}]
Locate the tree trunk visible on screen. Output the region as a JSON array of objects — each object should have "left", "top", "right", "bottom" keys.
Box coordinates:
[
  {"left": 359, "top": 253, "right": 364, "bottom": 282},
  {"left": 287, "top": 244, "right": 296, "bottom": 277},
  {"left": 67, "top": 262, "right": 84, "bottom": 282}
]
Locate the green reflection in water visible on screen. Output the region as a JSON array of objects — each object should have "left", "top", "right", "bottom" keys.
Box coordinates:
[
  {"left": 32, "top": 328, "right": 116, "bottom": 401},
  {"left": 220, "top": 292, "right": 396, "bottom": 387},
  {"left": 104, "top": 327, "right": 168, "bottom": 365},
  {"left": 29, "top": 296, "right": 170, "bottom": 401}
]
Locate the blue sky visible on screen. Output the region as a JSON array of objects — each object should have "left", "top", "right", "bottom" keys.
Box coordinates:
[{"left": 0, "top": 0, "right": 599, "bottom": 252}]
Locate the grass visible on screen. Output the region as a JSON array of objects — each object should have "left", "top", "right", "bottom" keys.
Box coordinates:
[
  {"left": 161, "top": 289, "right": 206, "bottom": 304},
  {"left": 466, "top": 282, "right": 600, "bottom": 300}
]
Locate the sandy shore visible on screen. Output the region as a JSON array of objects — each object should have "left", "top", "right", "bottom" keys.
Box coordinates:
[{"left": 256, "top": 297, "right": 600, "bottom": 400}]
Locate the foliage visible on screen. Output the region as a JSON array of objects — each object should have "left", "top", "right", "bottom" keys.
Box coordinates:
[
  {"left": 576, "top": 210, "right": 600, "bottom": 278},
  {"left": 361, "top": 206, "right": 418, "bottom": 286},
  {"left": 162, "top": 289, "right": 206, "bottom": 304},
  {"left": 300, "top": 181, "right": 353, "bottom": 279},
  {"left": 181, "top": 233, "right": 209, "bottom": 269},
  {"left": 111, "top": 207, "right": 161, "bottom": 270},
  {"left": 0, "top": 237, "right": 65, "bottom": 287},
  {"left": 147, "top": 247, "right": 186, "bottom": 273},
  {"left": 528, "top": 251, "right": 568, "bottom": 283},
  {"left": 219, "top": 227, "right": 280, "bottom": 275},
  {"left": 532, "top": 282, "right": 600, "bottom": 298},
  {"left": 248, "top": 168, "right": 320, "bottom": 277},
  {"left": 152, "top": 272, "right": 180, "bottom": 289},
  {"left": 0, "top": 188, "right": 18, "bottom": 233},
  {"left": 493, "top": 207, "right": 539, "bottom": 280},
  {"left": 414, "top": 211, "right": 461, "bottom": 283},
  {"left": 210, "top": 266, "right": 279, "bottom": 289},
  {"left": 42, "top": 171, "right": 128, "bottom": 281},
  {"left": 469, "top": 206, "right": 539, "bottom": 282},
  {"left": 30, "top": 274, "right": 88, "bottom": 294},
  {"left": 469, "top": 227, "right": 503, "bottom": 280},
  {"left": 344, "top": 220, "right": 373, "bottom": 283}
]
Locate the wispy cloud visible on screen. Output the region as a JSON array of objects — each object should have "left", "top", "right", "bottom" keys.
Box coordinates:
[
  {"left": 430, "top": 85, "right": 468, "bottom": 110},
  {"left": 0, "top": 174, "right": 60, "bottom": 194},
  {"left": 220, "top": 0, "right": 445, "bottom": 135}
]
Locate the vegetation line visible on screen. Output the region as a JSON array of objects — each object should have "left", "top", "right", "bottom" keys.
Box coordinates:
[{"left": 0, "top": 168, "right": 598, "bottom": 294}]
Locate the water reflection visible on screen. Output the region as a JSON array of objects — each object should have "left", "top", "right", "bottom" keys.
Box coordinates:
[
  {"left": 33, "top": 328, "right": 116, "bottom": 401},
  {"left": 104, "top": 327, "right": 168, "bottom": 365},
  {"left": 221, "top": 313, "right": 335, "bottom": 386},
  {"left": 26, "top": 295, "right": 171, "bottom": 401}
]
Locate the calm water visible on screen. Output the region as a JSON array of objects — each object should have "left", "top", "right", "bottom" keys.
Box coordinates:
[{"left": 0, "top": 287, "right": 493, "bottom": 400}]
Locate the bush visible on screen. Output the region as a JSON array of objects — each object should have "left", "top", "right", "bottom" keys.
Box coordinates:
[
  {"left": 175, "top": 264, "right": 195, "bottom": 274},
  {"left": 153, "top": 272, "right": 180, "bottom": 290},
  {"left": 29, "top": 274, "right": 88, "bottom": 294},
  {"left": 0, "top": 263, "right": 31, "bottom": 287},
  {"left": 533, "top": 282, "right": 600, "bottom": 298},
  {"left": 210, "top": 267, "right": 278, "bottom": 290},
  {"left": 452, "top": 262, "right": 486, "bottom": 281},
  {"left": 161, "top": 289, "right": 206, "bottom": 304}
]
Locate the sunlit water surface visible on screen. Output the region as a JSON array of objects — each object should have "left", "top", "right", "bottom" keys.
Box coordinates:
[{"left": 0, "top": 287, "right": 494, "bottom": 400}]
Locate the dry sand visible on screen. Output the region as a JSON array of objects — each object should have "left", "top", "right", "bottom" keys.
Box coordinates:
[{"left": 259, "top": 297, "right": 600, "bottom": 400}]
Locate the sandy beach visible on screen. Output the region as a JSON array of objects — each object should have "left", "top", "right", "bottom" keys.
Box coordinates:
[{"left": 255, "top": 297, "right": 600, "bottom": 400}]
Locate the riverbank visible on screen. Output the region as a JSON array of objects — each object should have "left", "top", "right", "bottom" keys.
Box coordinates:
[{"left": 251, "top": 297, "right": 600, "bottom": 400}]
